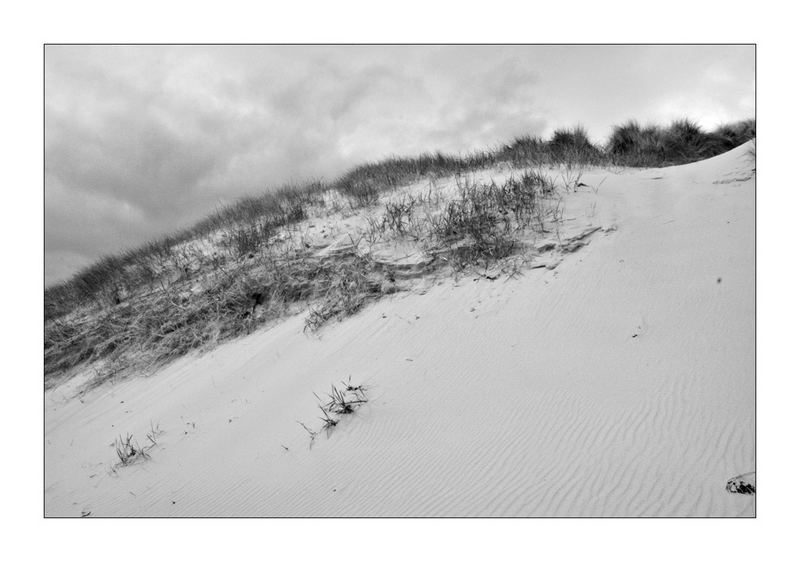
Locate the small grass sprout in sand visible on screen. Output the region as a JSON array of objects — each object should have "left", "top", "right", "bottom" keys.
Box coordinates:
[
  {"left": 146, "top": 420, "right": 164, "bottom": 447},
  {"left": 113, "top": 433, "right": 151, "bottom": 467},
  {"left": 299, "top": 379, "right": 369, "bottom": 444},
  {"left": 324, "top": 383, "right": 368, "bottom": 415},
  {"left": 112, "top": 421, "right": 163, "bottom": 468}
]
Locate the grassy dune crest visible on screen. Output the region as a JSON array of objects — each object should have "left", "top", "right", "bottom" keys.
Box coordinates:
[{"left": 44, "top": 118, "right": 754, "bottom": 386}]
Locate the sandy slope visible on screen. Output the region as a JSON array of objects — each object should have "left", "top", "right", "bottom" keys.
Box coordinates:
[{"left": 45, "top": 143, "right": 755, "bottom": 517}]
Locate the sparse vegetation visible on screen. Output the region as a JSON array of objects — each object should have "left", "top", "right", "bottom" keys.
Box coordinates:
[
  {"left": 146, "top": 421, "right": 164, "bottom": 447},
  {"left": 45, "top": 118, "right": 755, "bottom": 387},
  {"left": 299, "top": 379, "right": 369, "bottom": 444},
  {"left": 323, "top": 382, "right": 368, "bottom": 414},
  {"left": 365, "top": 171, "right": 559, "bottom": 272},
  {"left": 303, "top": 252, "right": 385, "bottom": 333},
  {"left": 113, "top": 433, "right": 151, "bottom": 467},
  {"left": 112, "top": 422, "right": 163, "bottom": 468},
  {"left": 429, "top": 174, "right": 543, "bottom": 270}
]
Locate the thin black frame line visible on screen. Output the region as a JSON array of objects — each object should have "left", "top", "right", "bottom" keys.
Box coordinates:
[{"left": 43, "top": 43, "right": 757, "bottom": 46}]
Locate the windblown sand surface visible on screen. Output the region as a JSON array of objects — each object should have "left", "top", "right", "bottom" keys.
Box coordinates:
[{"left": 45, "top": 143, "right": 755, "bottom": 517}]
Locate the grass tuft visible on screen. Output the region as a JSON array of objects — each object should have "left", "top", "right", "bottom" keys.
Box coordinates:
[
  {"left": 608, "top": 118, "right": 755, "bottom": 166},
  {"left": 114, "top": 433, "right": 151, "bottom": 467},
  {"left": 298, "top": 379, "right": 369, "bottom": 443}
]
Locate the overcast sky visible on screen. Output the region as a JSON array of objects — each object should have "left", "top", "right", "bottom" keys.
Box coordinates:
[{"left": 44, "top": 45, "right": 754, "bottom": 285}]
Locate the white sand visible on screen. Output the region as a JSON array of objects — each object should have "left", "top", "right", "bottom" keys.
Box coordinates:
[{"left": 45, "top": 143, "right": 755, "bottom": 516}]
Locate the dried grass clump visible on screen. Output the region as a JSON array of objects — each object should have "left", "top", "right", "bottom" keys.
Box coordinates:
[
  {"left": 299, "top": 379, "right": 370, "bottom": 443},
  {"left": 112, "top": 423, "right": 163, "bottom": 468},
  {"left": 46, "top": 261, "right": 257, "bottom": 385},
  {"left": 426, "top": 172, "right": 558, "bottom": 270},
  {"left": 549, "top": 126, "right": 603, "bottom": 165},
  {"left": 114, "top": 433, "right": 151, "bottom": 467},
  {"left": 331, "top": 151, "right": 495, "bottom": 208},
  {"left": 304, "top": 252, "right": 384, "bottom": 332},
  {"left": 607, "top": 118, "right": 755, "bottom": 167},
  {"left": 46, "top": 243, "right": 392, "bottom": 385}
]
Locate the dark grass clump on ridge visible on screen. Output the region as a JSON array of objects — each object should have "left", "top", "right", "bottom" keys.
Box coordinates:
[{"left": 608, "top": 118, "right": 755, "bottom": 167}]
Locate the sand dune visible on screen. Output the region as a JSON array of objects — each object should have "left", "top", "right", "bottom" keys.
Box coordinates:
[{"left": 44, "top": 142, "right": 755, "bottom": 516}]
